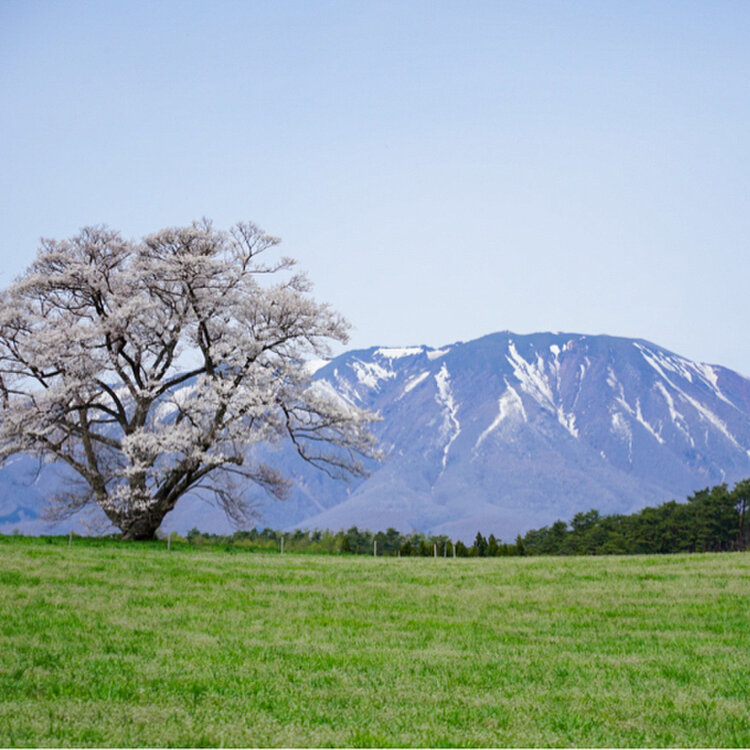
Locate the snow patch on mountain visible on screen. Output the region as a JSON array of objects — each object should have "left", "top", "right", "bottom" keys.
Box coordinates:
[
  {"left": 606, "top": 366, "right": 618, "bottom": 391},
  {"left": 434, "top": 363, "right": 461, "bottom": 470},
  {"left": 679, "top": 388, "right": 745, "bottom": 452},
  {"left": 637, "top": 343, "right": 746, "bottom": 452},
  {"left": 507, "top": 342, "right": 578, "bottom": 438},
  {"left": 607, "top": 368, "right": 664, "bottom": 444},
  {"left": 690, "top": 362, "right": 733, "bottom": 406},
  {"left": 636, "top": 344, "right": 703, "bottom": 392},
  {"left": 507, "top": 342, "right": 554, "bottom": 406},
  {"left": 331, "top": 369, "right": 362, "bottom": 405},
  {"left": 636, "top": 343, "right": 699, "bottom": 386},
  {"left": 427, "top": 348, "right": 450, "bottom": 360},
  {"left": 611, "top": 411, "right": 633, "bottom": 463},
  {"left": 635, "top": 399, "right": 665, "bottom": 444},
  {"left": 375, "top": 347, "right": 423, "bottom": 359},
  {"left": 556, "top": 409, "right": 579, "bottom": 439},
  {"left": 475, "top": 384, "right": 526, "bottom": 448},
  {"left": 655, "top": 381, "right": 693, "bottom": 444},
  {"left": 403, "top": 371, "right": 430, "bottom": 395},
  {"left": 352, "top": 359, "right": 395, "bottom": 390}
]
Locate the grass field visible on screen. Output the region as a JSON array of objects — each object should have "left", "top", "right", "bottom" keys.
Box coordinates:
[{"left": 0, "top": 536, "right": 749, "bottom": 747}]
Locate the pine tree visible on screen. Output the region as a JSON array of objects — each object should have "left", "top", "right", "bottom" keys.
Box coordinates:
[
  {"left": 473, "top": 532, "right": 488, "bottom": 556},
  {"left": 487, "top": 534, "right": 499, "bottom": 556}
]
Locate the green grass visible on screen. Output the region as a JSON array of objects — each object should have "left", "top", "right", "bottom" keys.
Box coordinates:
[{"left": 1, "top": 537, "right": 749, "bottom": 747}]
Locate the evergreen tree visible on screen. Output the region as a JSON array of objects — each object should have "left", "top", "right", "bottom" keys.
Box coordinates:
[
  {"left": 487, "top": 534, "right": 499, "bottom": 557},
  {"left": 734, "top": 479, "right": 750, "bottom": 550},
  {"left": 473, "top": 532, "right": 488, "bottom": 556}
]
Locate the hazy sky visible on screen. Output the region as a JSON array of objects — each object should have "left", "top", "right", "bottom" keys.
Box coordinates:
[{"left": 2, "top": 1, "right": 749, "bottom": 372}]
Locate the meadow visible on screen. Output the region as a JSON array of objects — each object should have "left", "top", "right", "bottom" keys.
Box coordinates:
[{"left": 0, "top": 536, "right": 748, "bottom": 747}]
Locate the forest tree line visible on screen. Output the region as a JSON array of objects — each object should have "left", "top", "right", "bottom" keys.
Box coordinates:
[{"left": 185, "top": 479, "right": 749, "bottom": 556}]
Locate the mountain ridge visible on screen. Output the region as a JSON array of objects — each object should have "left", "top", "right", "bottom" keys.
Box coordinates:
[{"left": 269, "top": 330, "right": 750, "bottom": 540}]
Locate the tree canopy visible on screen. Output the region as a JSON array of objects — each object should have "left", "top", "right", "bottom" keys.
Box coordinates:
[
  {"left": 518, "top": 481, "right": 748, "bottom": 555},
  {"left": 0, "top": 220, "right": 378, "bottom": 539}
]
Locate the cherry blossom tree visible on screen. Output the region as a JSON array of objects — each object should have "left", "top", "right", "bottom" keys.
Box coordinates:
[{"left": 0, "top": 220, "right": 378, "bottom": 539}]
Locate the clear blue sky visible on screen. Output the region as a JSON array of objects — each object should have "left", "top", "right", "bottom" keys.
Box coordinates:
[{"left": 2, "top": 1, "right": 749, "bottom": 372}]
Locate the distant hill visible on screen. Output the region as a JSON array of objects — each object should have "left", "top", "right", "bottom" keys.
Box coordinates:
[{"left": 4, "top": 331, "right": 750, "bottom": 541}]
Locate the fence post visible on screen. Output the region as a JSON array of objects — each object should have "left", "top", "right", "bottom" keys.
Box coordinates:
[
  {"left": 433, "top": 543, "right": 437, "bottom": 558},
  {"left": 374, "top": 540, "right": 377, "bottom": 557},
  {"left": 281, "top": 536, "right": 284, "bottom": 554},
  {"left": 453, "top": 543, "right": 456, "bottom": 559}
]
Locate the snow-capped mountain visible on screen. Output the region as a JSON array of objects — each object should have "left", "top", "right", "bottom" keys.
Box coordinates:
[{"left": 4, "top": 331, "right": 750, "bottom": 541}]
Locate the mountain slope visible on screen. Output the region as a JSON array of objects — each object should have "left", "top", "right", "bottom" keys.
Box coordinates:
[{"left": 3, "top": 331, "right": 750, "bottom": 540}]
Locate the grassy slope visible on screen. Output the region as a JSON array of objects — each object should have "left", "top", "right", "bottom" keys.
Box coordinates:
[{"left": 0, "top": 538, "right": 749, "bottom": 747}]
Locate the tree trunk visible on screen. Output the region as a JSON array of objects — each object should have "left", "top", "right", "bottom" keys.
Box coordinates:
[
  {"left": 119, "top": 495, "right": 177, "bottom": 540},
  {"left": 120, "top": 510, "right": 168, "bottom": 541},
  {"left": 118, "top": 474, "right": 173, "bottom": 540}
]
